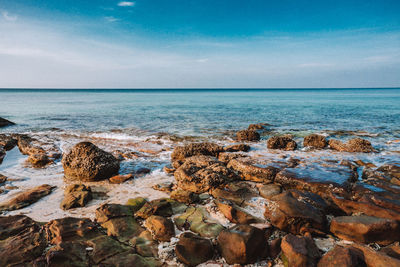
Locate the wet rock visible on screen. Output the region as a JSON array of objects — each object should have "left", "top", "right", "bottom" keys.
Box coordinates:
[
  {"left": 217, "top": 224, "right": 268, "bottom": 265},
  {"left": 0, "top": 184, "right": 55, "bottom": 212},
  {"left": 135, "top": 167, "right": 151, "bottom": 175},
  {"left": 215, "top": 198, "right": 260, "bottom": 224},
  {"left": 174, "top": 155, "right": 238, "bottom": 193},
  {"left": 170, "top": 189, "right": 200, "bottom": 204},
  {"left": 99, "top": 251, "right": 161, "bottom": 267},
  {"left": 227, "top": 158, "right": 279, "bottom": 183},
  {"left": 175, "top": 232, "right": 214, "bottom": 266},
  {"left": 224, "top": 143, "right": 251, "bottom": 152},
  {"left": 258, "top": 183, "right": 282, "bottom": 199},
  {"left": 329, "top": 138, "right": 374, "bottom": 152},
  {"left": 60, "top": 184, "right": 92, "bottom": 210},
  {"left": 0, "top": 117, "right": 15, "bottom": 128},
  {"left": 175, "top": 207, "right": 224, "bottom": 238},
  {"left": 248, "top": 123, "right": 270, "bottom": 131},
  {"left": 0, "top": 134, "right": 17, "bottom": 150},
  {"left": 45, "top": 241, "right": 88, "bottom": 267},
  {"left": 281, "top": 233, "right": 321, "bottom": 267},
  {"left": 62, "top": 142, "right": 120, "bottom": 181},
  {"left": 126, "top": 197, "right": 147, "bottom": 212},
  {"left": 27, "top": 153, "right": 52, "bottom": 167},
  {"left": 0, "top": 215, "right": 38, "bottom": 240},
  {"left": 330, "top": 215, "right": 400, "bottom": 245},
  {"left": 210, "top": 181, "right": 257, "bottom": 205},
  {"left": 144, "top": 215, "right": 175, "bottom": 242},
  {"left": 135, "top": 198, "right": 186, "bottom": 219},
  {"left": 267, "top": 136, "right": 297, "bottom": 151},
  {"left": 303, "top": 134, "right": 327, "bottom": 149},
  {"left": 152, "top": 182, "right": 174, "bottom": 193},
  {"left": 171, "top": 142, "right": 224, "bottom": 169},
  {"left": 109, "top": 173, "right": 133, "bottom": 184},
  {"left": 0, "top": 218, "right": 47, "bottom": 266},
  {"left": 351, "top": 243, "right": 400, "bottom": 267},
  {"left": 0, "top": 173, "right": 7, "bottom": 184},
  {"left": 131, "top": 230, "right": 158, "bottom": 257},
  {"left": 0, "top": 148, "right": 5, "bottom": 164},
  {"left": 317, "top": 245, "right": 365, "bottom": 267},
  {"left": 236, "top": 129, "right": 260, "bottom": 142},
  {"left": 377, "top": 164, "right": 400, "bottom": 180},
  {"left": 264, "top": 191, "right": 327, "bottom": 235},
  {"left": 217, "top": 151, "right": 247, "bottom": 164},
  {"left": 163, "top": 165, "right": 175, "bottom": 174},
  {"left": 86, "top": 235, "right": 132, "bottom": 264}
]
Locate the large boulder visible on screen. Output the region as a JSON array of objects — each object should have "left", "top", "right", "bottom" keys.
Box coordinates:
[
  {"left": 303, "top": 134, "right": 327, "bottom": 149},
  {"left": 236, "top": 130, "right": 260, "bottom": 142},
  {"left": 281, "top": 233, "right": 321, "bottom": 267},
  {"left": 62, "top": 142, "right": 120, "bottom": 181},
  {"left": 217, "top": 224, "right": 268, "bottom": 265},
  {"left": 171, "top": 142, "right": 224, "bottom": 169},
  {"left": 174, "top": 155, "right": 238, "bottom": 193},
  {"left": 330, "top": 215, "right": 400, "bottom": 245},
  {"left": 267, "top": 136, "right": 297, "bottom": 151},
  {"left": 329, "top": 138, "right": 374, "bottom": 152},
  {"left": 0, "top": 117, "right": 15, "bottom": 128},
  {"left": 175, "top": 232, "right": 214, "bottom": 266},
  {"left": 317, "top": 245, "right": 365, "bottom": 267}
]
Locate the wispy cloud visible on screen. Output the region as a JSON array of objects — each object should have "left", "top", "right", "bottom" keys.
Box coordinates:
[
  {"left": 1, "top": 10, "right": 17, "bottom": 22},
  {"left": 104, "top": 16, "right": 119, "bottom": 22},
  {"left": 118, "top": 1, "right": 135, "bottom": 7}
]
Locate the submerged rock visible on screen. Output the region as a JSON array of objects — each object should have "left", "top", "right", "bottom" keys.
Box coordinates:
[
  {"left": 174, "top": 155, "right": 238, "bottom": 193},
  {"left": 0, "top": 184, "right": 55, "bottom": 212},
  {"left": 267, "top": 136, "right": 297, "bottom": 151},
  {"left": 248, "top": 123, "right": 270, "bottom": 131},
  {"left": 329, "top": 138, "right": 374, "bottom": 152},
  {"left": 175, "top": 232, "right": 214, "bottom": 266},
  {"left": 236, "top": 129, "right": 260, "bottom": 142},
  {"left": 217, "top": 224, "right": 268, "bottom": 265},
  {"left": 281, "top": 233, "right": 321, "bottom": 267},
  {"left": 60, "top": 184, "right": 92, "bottom": 210},
  {"left": 303, "top": 134, "right": 327, "bottom": 149},
  {"left": 0, "top": 117, "right": 15, "bottom": 128},
  {"left": 62, "top": 142, "right": 120, "bottom": 181},
  {"left": 171, "top": 142, "right": 224, "bottom": 169}
]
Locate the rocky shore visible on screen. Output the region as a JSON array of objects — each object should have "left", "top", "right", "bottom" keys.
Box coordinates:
[{"left": 0, "top": 123, "right": 400, "bottom": 266}]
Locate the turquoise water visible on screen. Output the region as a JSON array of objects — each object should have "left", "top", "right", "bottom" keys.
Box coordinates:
[{"left": 1, "top": 88, "right": 400, "bottom": 138}]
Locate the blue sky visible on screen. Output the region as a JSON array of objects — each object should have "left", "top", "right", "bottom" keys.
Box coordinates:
[{"left": 0, "top": 0, "right": 399, "bottom": 88}]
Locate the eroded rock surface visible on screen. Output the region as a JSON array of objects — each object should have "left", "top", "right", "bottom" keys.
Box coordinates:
[
  {"left": 61, "top": 184, "right": 92, "bottom": 210},
  {"left": 267, "top": 136, "right": 297, "bottom": 151},
  {"left": 303, "top": 134, "right": 327, "bottom": 149},
  {"left": 175, "top": 232, "right": 214, "bottom": 266},
  {"left": 171, "top": 142, "right": 224, "bottom": 169},
  {"left": 329, "top": 138, "right": 375, "bottom": 152},
  {"left": 236, "top": 129, "right": 260, "bottom": 142}
]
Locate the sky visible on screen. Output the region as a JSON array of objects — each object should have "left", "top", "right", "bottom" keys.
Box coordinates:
[{"left": 0, "top": 0, "right": 399, "bottom": 88}]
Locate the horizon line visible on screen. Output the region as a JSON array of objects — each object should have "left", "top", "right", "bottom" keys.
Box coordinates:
[{"left": 0, "top": 87, "right": 400, "bottom": 90}]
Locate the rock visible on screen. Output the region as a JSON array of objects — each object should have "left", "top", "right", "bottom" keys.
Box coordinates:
[
  {"left": 217, "top": 151, "right": 247, "bottom": 164},
  {"left": 99, "top": 251, "right": 161, "bottom": 267},
  {"left": 109, "top": 173, "right": 133, "bottom": 184},
  {"left": 60, "top": 184, "right": 92, "bottom": 210},
  {"left": 217, "top": 224, "right": 268, "bottom": 265},
  {"left": 281, "top": 233, "right": 321, "bottom": 267},
  {"left": 248, "top": 123, "right": 270, "bottom": 131},
  {"left": 175, "top": 232, "right": 214, "bottom": 266},
  {"left": 227, "top": 158, "right": 279, "bottom": 183},
  {"left": 269, "top": 238, "right": 282, "bottom": 259},
  {"left": 0, "top": 134, "right": 17, "bottom": 150},
  {"left": 258, "top": 184, "right": 282, "bottom": 199},
  {"left": 329, "top": 138, "right": 374, "bottom": 152},
  {"left": 0, "top": 184, "right": 55, "bottom": 212},
  {"left": 236, "top": 130, "right": 260, "bottom": 142},
  {"left": 170, "top": 189, "right": 200, "bottom": 204},
  {"left": 163, "top": 165, "right": 175, "bottom": 174},
  {"left": 0, "top": 217, "right": 47, "bottom": 266},
  {"left": 224, "top": 143, "right": 251, "bottom": 152},
  {"left": 152, "top": 182, "right": 174, "bottom": 193},
  {"left": 0, "top": 173, "right": 7, "bottom": 184},
  {"left": 131, "top": 230, "right": 158, "bottom": 257},
  {"left": 0, "top": 148, "right": 5, "bottom": 164},
  {"left": 380, "top": 243, "right": 400, "bottom": 260},
  {"left": 85, "top": 235, "right": 132, "bottom": 264},
  {"left": 377, "top": 164, "right": 400, "bottom": 180},
  {"left": 144, "top": 215, "right": 175, "bottom": 242},
  {"left": 215, "top": 199, "right": 260, "bottom": 224},
  {"left": 0, "top": 117, "right": 15, "bottom": 128},
  {"left": 174, "top": 155, "right": 238, "bottom": 193},
  {"left": 135, "top": 167, "right": 151, "bottom": 175},
  {"left": 330, "top": 215, "right": 400, "bottom": 245},
  {"left": 27, "top": 153, "right": 52, "bottom": 167},
  {"left": 264, "top": 191, "right": 327, "bottom": 235},
  {"left": 351, "top": 243, "right": 400, "bottom": 267},
  {"left": 317, "top": 245, "right": 365, "bottom": 267},
  {"left": 267, "top": 136, "right": 297, "bottom": 151},
  {"left": 45, "top": 241, "right": 88, "bottom": 267},
  {"left": 175, "top": 207, "right": 224, "bottom": 238},
  {"left": 303, "top": 134, "right": 327, "bottom": 149},
  {"left": 171, "top": 142, "right": 224, "bottom": 168},
  {"left": 135, "top": 198, "right": 186, "bottom": 219},
  {"left": 62, "top": 142, "right": 120, "bottom": 181},
  {"left": 126, "top": 197, "right": 147, "bottom": 212}
]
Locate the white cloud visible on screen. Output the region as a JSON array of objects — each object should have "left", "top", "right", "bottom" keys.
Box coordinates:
[
  {"left": 104, "top": 16, "right": 119, "bottom": 22},
  {"left": 1, "top": 11, "right": 17, "bottom": 22},
  {"left": 118, "top": 1, "right": 135, "bottom": 7}
]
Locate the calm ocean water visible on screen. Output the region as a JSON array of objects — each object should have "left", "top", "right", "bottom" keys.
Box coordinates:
[{"left": 1, "top": 88, "right": 399, "bottom": 138}]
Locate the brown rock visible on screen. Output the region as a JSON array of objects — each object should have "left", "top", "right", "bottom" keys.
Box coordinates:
[
  {"left": 62, "top": 142, "right": 120, "bottom": 181},
  {"left": 352, "top": 243, "right": 400, "bottom": 267},
  {"left": 152, "top": 182, "right": 174, "bottom": 193},
  {"left": 175, "top": 232, "right": 214, "bottom": 266},
  {"left": 303, "top": 134, "right": 327, "bottom": 149},
  {"left": 144, "top": 215, "right": 175, "bottom": 242},
  {"left": 227, "top": 158, "right": 279, "bottom": 183},
  {"left": 264, "top": 191, "right": 327, "bottom": 235},
  {"left": 217, "top": 224, "right": 268, "bottom": 265},
  {"left": 60, "top": 184, "right": 92, "bottom": 210},
  {"left": 0, "top": 148, "right": 5, "bottom": 164},
  {"left": 174, "top": 155, "right": 238, "bottom": 193},
  {"left": 0, "top": 117, "right": 15, "bottom": 128},
  {"left": 330, "top": 215, "right": 400, "bottom": 245},
  {"left": 170, "top": 189, "right": 200, "bottom": 204},
  {"left": 258, "top": 183, "right": 282, "bottom": 199},
  {"left": 380, "top": 242, "right": 400, "bottom": 260},
  {"left": 45, "top": 241, "right": 88, "bottom": 267},
  {"left": 0, "top": 184, "right": 55, "bottom": 212},
  {"left": 27, "top": 153, "right": 52, "bottom": 167},
  {"left": 269, "top": 238, "right": 282, "bottom": 259},
  {"left": 248, "top": 123, "right": 270, "bottom": 131},
  {"left": 171, "top": 142, "right": 224, "bottom": 168},
  {"left": 98, "top": 251, "right": 161, "bottom": 267},
  {"left": 281, "top": 233, "right": 321, "bottom": 267},
  {"left": 215, "top": 199, "right": 259, "bottom": 224},
  {"left": 0, "top": 173, "right": 7, "bottom": 184},
  {"left": 236, "top": 130, "right": 260, "bottom": 142},
  {"left": 135, "top": 198, "right": 186, "bottom": 219},
  {"left": 329, "top": 138, "right": 374, "bottom": 152},
  {"left": 224, "top": 144, "right": 251, "bottom": 152},
  {"left": 267, "top": 136, "right": 297, "bottom": 151},
  {"left": 317, "top": 245, "right": 365, "bottom": 267},
  {"left": 0, "top": 134, "right": 17, "bottom": 150},
  {"left": 109, "top": 173, "right": 133, "bottom": 184}
]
